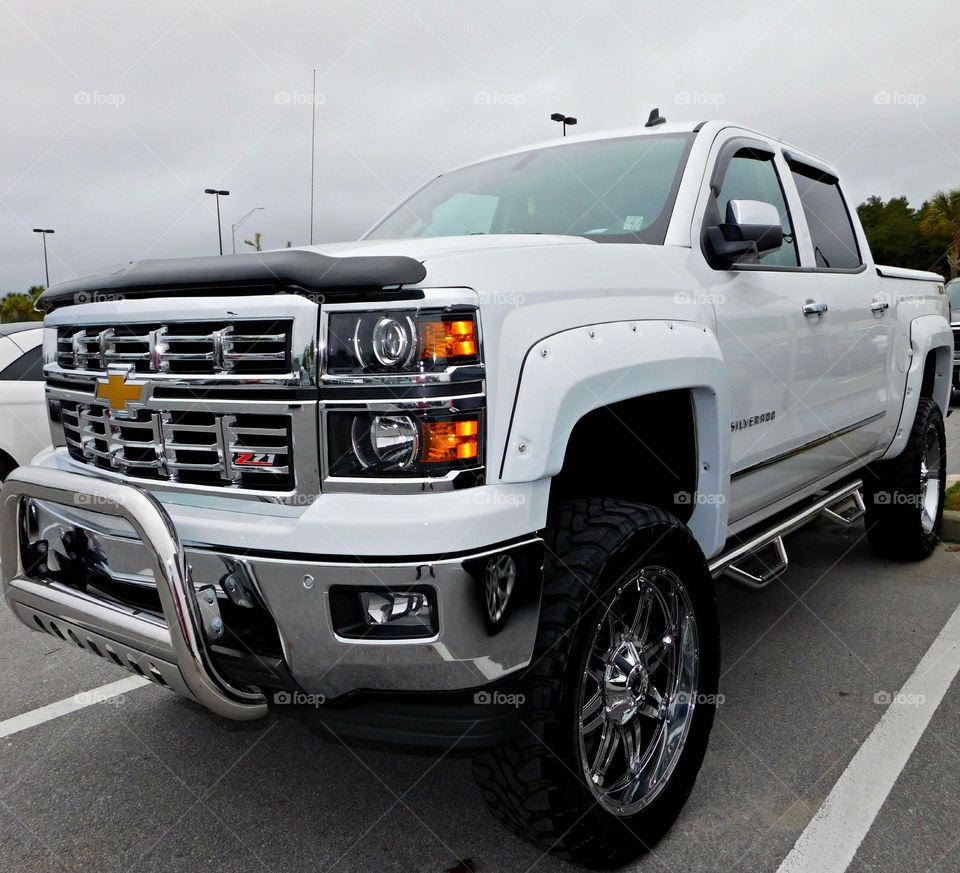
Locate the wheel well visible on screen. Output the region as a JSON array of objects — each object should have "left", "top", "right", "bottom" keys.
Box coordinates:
[
  {"left": 0, "top": 448, "right": 17, "bottom": 482},
  {"left": 547, "top": 390, "right": 698, "bottom": 521},
  {"left": 920, "top": 345, "right": 951, "bottom": 413},
  {"left": 921, "top": 351, "right": 937, "bottom": 398}
]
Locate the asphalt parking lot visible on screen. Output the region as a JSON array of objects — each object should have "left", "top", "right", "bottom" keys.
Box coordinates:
[{"left": 3, "top": 411, "right": 960, "bottom": 873}]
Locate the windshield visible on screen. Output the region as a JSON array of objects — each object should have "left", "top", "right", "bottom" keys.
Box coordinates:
[
  {"left": 366, "top": 133, "right": 695, "bottom": 245},
  {"left": 948, "top": 279, "right": 960, "bottom": 312}
]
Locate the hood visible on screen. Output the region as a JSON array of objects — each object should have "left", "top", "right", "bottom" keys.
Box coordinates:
[
  {"left": 302, "top": 234, "right": 594, "bottom": 261},
  {"left": 37, "top": 235, "right": 594, "bottom": 311}
]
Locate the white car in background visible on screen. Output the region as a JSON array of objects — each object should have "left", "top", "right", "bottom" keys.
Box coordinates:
[{"left": 0, "top": 323, "right": 47, "bottom": 480}]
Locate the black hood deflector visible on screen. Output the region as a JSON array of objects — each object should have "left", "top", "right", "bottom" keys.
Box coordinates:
[{"left": 38, "top": 250, "right": 427, "bottom": 311}]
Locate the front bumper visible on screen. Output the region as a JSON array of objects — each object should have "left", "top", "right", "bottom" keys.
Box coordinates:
[{"left": 1, "top": 467, "right": 543, "bottom": 719}]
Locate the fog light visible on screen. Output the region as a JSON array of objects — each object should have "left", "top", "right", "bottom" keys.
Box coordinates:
[{"left": 361, "top": 591, "right": 432, "bottom": 626}]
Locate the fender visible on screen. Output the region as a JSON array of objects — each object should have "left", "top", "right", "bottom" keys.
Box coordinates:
[
  {"left": 500, "top": 319, "right": 730, "bottom": 558},
  {"left": 881, "top": 313, "right": 952, "bottom": 461}
]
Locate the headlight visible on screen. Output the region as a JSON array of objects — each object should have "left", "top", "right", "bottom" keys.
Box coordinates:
[
  {"left": 328, "top": 411, "right": 482, "bottom": 478},
  {"left": 326, "top": 309, "right": 480, "bottom": 374}
]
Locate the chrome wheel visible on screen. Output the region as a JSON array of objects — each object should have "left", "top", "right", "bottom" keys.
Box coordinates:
[
  {"left": 920, "top": 420, "right": 943, "bottom": 535},
  {"left": 578, "top": 565, "right": 699, "bottom": 816}
]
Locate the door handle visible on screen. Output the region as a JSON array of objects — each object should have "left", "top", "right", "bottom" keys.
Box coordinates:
[
  {"left": 871, "top": 300, "right": 890, "bottom": 314},
  {"left": 802, "top": 301, "right": 828, "bottom": 317}
]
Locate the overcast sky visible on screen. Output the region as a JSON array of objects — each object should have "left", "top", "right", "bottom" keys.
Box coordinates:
[{"left": 0, "top": 0, "right": 956, "bottom": 296}]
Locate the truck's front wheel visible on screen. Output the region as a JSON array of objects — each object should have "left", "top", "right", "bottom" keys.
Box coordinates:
[
  {"left": 864, "top": 397, "right": 946, "bottom": 560},
  {"left": 472, "top": 499, "right": 719, "bottom": 869}
]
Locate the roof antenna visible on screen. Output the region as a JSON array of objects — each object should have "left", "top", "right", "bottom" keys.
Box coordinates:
[{"left": 645, "top": 107, "right": 666, "bottom": 128}]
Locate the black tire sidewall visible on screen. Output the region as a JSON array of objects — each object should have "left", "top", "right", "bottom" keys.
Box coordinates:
[
  {"left": 865, "top": 398, "right": 946, "bottom": 559},
  {"left": 545, "top": 512, "right": 720, "bottom": 855}
]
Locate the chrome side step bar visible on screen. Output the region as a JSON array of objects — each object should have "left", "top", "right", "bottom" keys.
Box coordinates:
[
  {"left": 709, "top": 480, "right": 865, "bottom": 590},
  {"left": 0, "top": 467, "right": 267, "bottom": 720}
]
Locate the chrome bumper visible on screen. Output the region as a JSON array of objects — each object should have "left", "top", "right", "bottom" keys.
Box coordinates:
[
  {"left": 1, "top": 467, "right": 267, "bottom": 719},
  {"left": 1, "top": 467, "right": 544, "bottom": 716}
]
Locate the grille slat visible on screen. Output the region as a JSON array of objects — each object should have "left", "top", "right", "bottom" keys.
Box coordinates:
[
  {"left": 56, "top": 320, "right": 292, "bottom": 376},
  {"left": 60, "top": 401, "right": 294, "bottom": 491}
]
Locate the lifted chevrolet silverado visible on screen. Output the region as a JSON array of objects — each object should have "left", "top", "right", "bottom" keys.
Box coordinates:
[{"left": 1, "top": 119, "right": 951, "bottom": 869}]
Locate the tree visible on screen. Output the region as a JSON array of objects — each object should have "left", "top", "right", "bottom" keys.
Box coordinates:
[
  {"left": 918, "top": 189, "right": 960, "bottom": 278},
  {"left": 243, "top": 232, "right": 263, "bottom": 252},
  {"left": 856, "top": 196, "right": 918, "bottom": 268},
  {"left": 0, "top": 286, "right": 44, "bottom": 323}
]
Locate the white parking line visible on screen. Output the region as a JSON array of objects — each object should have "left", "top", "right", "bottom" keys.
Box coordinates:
[
  {"left": 0, "top": 675, "right": 151, "bottom": 739},
  {"left": 776, "top": 597, "right": 960, "bottom": 873}
]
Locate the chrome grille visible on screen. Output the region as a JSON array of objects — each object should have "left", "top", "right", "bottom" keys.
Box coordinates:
[
  {"left": 56, "top": 320, "right": 291, "bottom": 375},
  {"left": 60, "top": 400, "right": 293, "bottom": 490}
]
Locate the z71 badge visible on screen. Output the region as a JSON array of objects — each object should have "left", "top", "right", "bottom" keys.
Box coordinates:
[{"left": 233, "top": 452, "right": 277, "bottom": 467}]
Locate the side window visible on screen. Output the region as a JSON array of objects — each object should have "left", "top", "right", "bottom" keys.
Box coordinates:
[
  {"left": 715, "top": 152, "right": 799, "bottom": 267},
  {"left": 790, "top": 165, "right": 862, "bottom": 269},
  {"left": 0, "top": 346, "right": 43, "bottom": 381}
]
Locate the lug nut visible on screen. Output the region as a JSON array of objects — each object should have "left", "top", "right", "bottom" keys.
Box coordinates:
[{"left": 211, "top": 617, "right": 224, "bottom": 634}]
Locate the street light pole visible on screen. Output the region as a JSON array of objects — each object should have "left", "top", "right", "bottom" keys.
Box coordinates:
[
  {"left": 32, "top": 228, "right": 54, "bottom": 287},
  {"left": 203, "top": 188, "right": 230, "bottom": 255},
  {"left": 550, "top": 112, "right": 578, "bottom": 136},
  {"left": 232, "top": 206, "right": 265, "bottom": 254}
]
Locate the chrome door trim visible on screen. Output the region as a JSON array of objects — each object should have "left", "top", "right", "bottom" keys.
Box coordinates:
[{"left": 730, "top": 412, "right": 885, "bottom": 481}]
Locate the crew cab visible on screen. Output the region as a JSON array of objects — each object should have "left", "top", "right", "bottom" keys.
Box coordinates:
[{"left": 0, "top": 118, "right": 951, "bottom": 868}]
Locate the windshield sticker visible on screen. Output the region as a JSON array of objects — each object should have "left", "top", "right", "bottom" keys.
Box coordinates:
[{"left": 623, "top": 215, "right": 644, "bottom": 232}]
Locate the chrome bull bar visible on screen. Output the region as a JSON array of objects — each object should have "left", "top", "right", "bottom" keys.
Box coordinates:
[{"left": 0, "top": 466, "right": 267, "bottom": 720}]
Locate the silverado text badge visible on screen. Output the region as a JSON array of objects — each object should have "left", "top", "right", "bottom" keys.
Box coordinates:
[{"left": 731, "top": 410, "right": 776, "bottom": 431}]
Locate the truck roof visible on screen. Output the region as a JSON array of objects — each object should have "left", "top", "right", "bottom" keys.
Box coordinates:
[{"left": 442, "top": 119, "right": 837, "bottom": 181}]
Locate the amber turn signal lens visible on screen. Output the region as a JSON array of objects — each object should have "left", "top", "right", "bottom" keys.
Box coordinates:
[
  {"left": 420, "top": 318, "right": 478, "bottom": 362},
  {"left": 421, "top": 419, "right": 480, "bottom": 463}
]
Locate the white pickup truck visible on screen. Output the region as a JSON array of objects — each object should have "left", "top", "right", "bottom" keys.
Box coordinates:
[{"left": 1, "top": 118, "right": 951, "bottom": 868}]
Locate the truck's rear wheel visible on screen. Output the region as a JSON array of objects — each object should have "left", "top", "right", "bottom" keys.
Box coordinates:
[
  {"left": 472, "top": 499, "right": 719, "bottom": 869},
  {"left": 864, "top": 397, "right": 946, "bottom": 560}
]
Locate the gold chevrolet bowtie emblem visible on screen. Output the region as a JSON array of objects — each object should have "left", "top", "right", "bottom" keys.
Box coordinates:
[{"left": 96, "top": 372, "right": 145, "bottom": 412}]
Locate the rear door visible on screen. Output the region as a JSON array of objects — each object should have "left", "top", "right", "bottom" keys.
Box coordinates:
[{"left": 781, "top": 153, "right": 889, "bottom": 461}]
